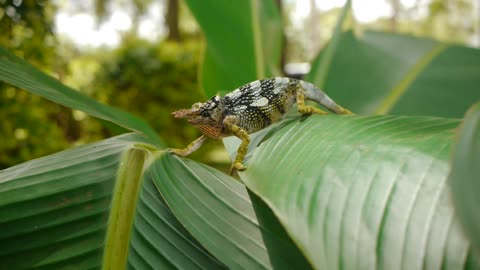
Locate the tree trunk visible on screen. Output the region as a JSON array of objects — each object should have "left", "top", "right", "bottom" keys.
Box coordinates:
[
  {"left": 390, "top": 0, "right": 400, "bottom": 32},
  {"left": 166, "top": 0, "right": 181, "bottom": 41}
]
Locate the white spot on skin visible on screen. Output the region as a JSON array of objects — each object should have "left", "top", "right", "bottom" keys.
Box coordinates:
[
  {"left": 250, "top": 80, "right": 261, "bottom": 89},
  {"left": 249, "top": 80, "right": 263, "bottom": 96},
  {"left": 273, "top": 77, "right": 289, "bottom": 94},
  {"left": 251, "top": 97, "right": 269, "bottom": 107},
  {"left": 234, "top": 105, "right": 247, "bottom": 113},
  {"left": 226, "top": 89, "right": 242, "bottom": 99}
]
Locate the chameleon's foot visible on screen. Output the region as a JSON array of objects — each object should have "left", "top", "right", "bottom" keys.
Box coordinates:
[
  {"left": 298, "top": 104, "right": 328, "bottom": 115},
  {"left": 230, "top": 162, "right": 247, "bottom": 175},
  {"left": 166, "top": 148, "right": 188, "bottom": 157},
  {"left": 339, "top": 107, "right": 354, "bottom": 115},
  {"left": 166, "top": 135, "right": 207, "bottom": 157}
]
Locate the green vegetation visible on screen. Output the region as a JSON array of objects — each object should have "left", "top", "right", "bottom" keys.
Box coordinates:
[
  {"left": 0, "top": 0, "right": 210, "bottom": 169},
  {"left": 1, "top": 0, "right": 480, "bottom": 269}
]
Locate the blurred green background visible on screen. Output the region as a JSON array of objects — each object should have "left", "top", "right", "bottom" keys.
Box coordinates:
[{"left": 0, "top": 0, "right": 478, "bottom": 169}]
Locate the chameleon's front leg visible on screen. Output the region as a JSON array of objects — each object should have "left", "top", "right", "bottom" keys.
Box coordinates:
[
  {"left": 223, "top": 116, "right": 250, "bottom": 175},
  {"left": 168, "top": 135, "right": 207, "bottom": 156}
]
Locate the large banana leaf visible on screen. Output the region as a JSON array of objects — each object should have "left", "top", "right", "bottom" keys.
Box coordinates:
[
  {"left": 450, "top": 102, "right": 480, "bottom": 253},
  {"left": 225, "top": 114, "right": 480, "bottom": 269},
  {"left": 306, "top": 31, "right": 480, "bottom": 118},
  {"left": 149, "top": 153, "right": 312, "bottom": 270},
  {"left": 0, "top": 134, "right": 223, "bottom": 269},
  {"left": 0, "top": 132, "right": 313, "bottom": 269},
  {"left": 0, "top": 48, "right": 162, "bottom": 146},
  {"left": 183, "top": 0, "right": 282, "bottom": 96},
  {"left": 127, "top": 172, "right": 226, "bottom": 269}
]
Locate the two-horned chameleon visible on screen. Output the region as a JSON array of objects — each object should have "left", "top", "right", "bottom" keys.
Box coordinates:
[{"left": 169, "top": 77, "right": 352, "bottom": 174}]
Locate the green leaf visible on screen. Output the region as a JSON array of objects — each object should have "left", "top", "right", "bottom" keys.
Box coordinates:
[
  {"left": 149, "top": 153, "right": 312, "bottom": 270},
  {"left": 0, "top": 47, "right": 162, "bottom": 146},
  {"left": 450, "top": 102, "right": 480, "bottom": 253},
  {"left": 0, "top": 134, "right": 223, "bottom": 269},
  {"left": 127, "top": 173, "right": 226, "bottom": 270},
  {"left": 247, "top": 190, "right": 312, "bottom": 270},
  {"left": 307, "top": 31, "right": 480, "bottom": 117},
  {"left": 184, "top": 0, "right": 282, "bottom": 96},
  {"left": 305, "top": 0, "right": 351, "bottom": 88},
  {"left": 103, "top": 147, "right": 147, "bottom": 270},
  {"left": 226, "top": 115, "right": 480, "bottom": 269}
]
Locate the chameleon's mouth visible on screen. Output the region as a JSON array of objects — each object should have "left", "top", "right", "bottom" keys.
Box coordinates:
[
  {"left": 172, "top": 109, "right": 193, "bottom": 119},
  {"left": 187, "top": 118, "right": 208, "bottom": 125},
  {"left": 172, "top": 109, "right": 206, "bottom": 125}
]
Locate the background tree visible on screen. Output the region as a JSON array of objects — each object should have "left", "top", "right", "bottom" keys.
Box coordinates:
[{"left": 166, "top": 0, "right": 180, "bottom": 41}]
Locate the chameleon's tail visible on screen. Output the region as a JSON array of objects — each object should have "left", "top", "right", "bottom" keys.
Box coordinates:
[{"left": 299, "top": 80, "right": 353, "bottom": 114}]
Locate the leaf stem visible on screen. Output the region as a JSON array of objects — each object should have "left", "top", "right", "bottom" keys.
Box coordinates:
[
  {"left": 102, "top": 147, "right": 146, "bottom": 270},
  {"left": 251, "top": 0, "right": 265, "bottom": 78}
]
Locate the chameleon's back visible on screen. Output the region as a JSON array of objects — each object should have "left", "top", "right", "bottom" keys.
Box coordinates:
[{"left": 222, "top": 77, "right": 298, "bottom": 134}]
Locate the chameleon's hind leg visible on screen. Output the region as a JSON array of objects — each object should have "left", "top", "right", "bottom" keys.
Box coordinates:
[
  {"left": 168, "top": 135, "right": 207, "bottom": 156},
  {"left": 297, "top": 80, "right": 353, "bottom": 114},
  {"left": 223, "top": 116, "right": 250, "bottom": 175},
  {"left": 296, "top": 88, "right": 328, "bottom": 115}
]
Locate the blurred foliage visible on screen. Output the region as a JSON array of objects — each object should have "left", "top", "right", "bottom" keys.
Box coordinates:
[
  {"left": 0, "top": 0, "right": 74, "bottom": 169},
  {"left": 0, "top": 86, "right": 71, "bottom": 168},
  {"left": 284, "top": 0, "right": 477, "bottom": 63},
  {"left": 0, "top": 0, "right": 56, "bottom": 64},
  {"left": 0, "top": 34, "right": 223, "bottom": 168},
  {"left": 84, "top": 37, "right": 219, "bottom": 161},
  {"left": 94, "top": 0, "right": 152, "bottom": 23},
  {"left": 363, "top": 0, "right": 475, "bottom": 45},
  {"left": 0, "top": 0, "right": 217, "bottom": 169}
]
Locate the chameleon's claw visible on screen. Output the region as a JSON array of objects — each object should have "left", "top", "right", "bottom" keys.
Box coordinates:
[
  {"left": 339, "top": 107, "right": 354, "bottom": 115},
  {"left": 230, "top": 162, "right": 247, "bottom": 175},
  {"left": 167, "top": 135, "right": 207, "bottom": 157},
  {"left": 343, "top": 108, "right": 354, "bottom": 115},
  {"left": 166, "top": 148, "right": 190, "bottom": 157},
  {"left": 298, "top": 103, "right": 328, "bottom": 115},
  {"left": 310, "top": 107, "right": 328, "bottom": 115}
]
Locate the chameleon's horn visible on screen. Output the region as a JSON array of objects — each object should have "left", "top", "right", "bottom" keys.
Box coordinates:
[{"left": 172, "top": 109, "right": 193, "bottom": 119}]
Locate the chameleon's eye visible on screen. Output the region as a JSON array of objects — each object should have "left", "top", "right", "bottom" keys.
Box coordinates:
[
  {"left": 200, "top": 110, "right": 210, "bottom": 117},
  {"left": 191, "top": 102, "right": 203, "bottom": 111}
]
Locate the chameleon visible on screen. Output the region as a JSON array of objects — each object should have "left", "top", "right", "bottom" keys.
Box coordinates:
[{"left": 169, "top": 77, "right": 352, "bottom": 174}]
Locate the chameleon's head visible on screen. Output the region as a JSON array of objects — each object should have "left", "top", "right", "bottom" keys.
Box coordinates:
[{"left": 172, "top": 95, "right": 223, "bottom": 127}]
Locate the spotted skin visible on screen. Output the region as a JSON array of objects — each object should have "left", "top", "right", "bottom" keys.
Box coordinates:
[
  {"left": 169, "top": 77, "right": 352, "bottom": 174},
  {"left": 223, "top": 78, "right": 296, "bottom": 133}
]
